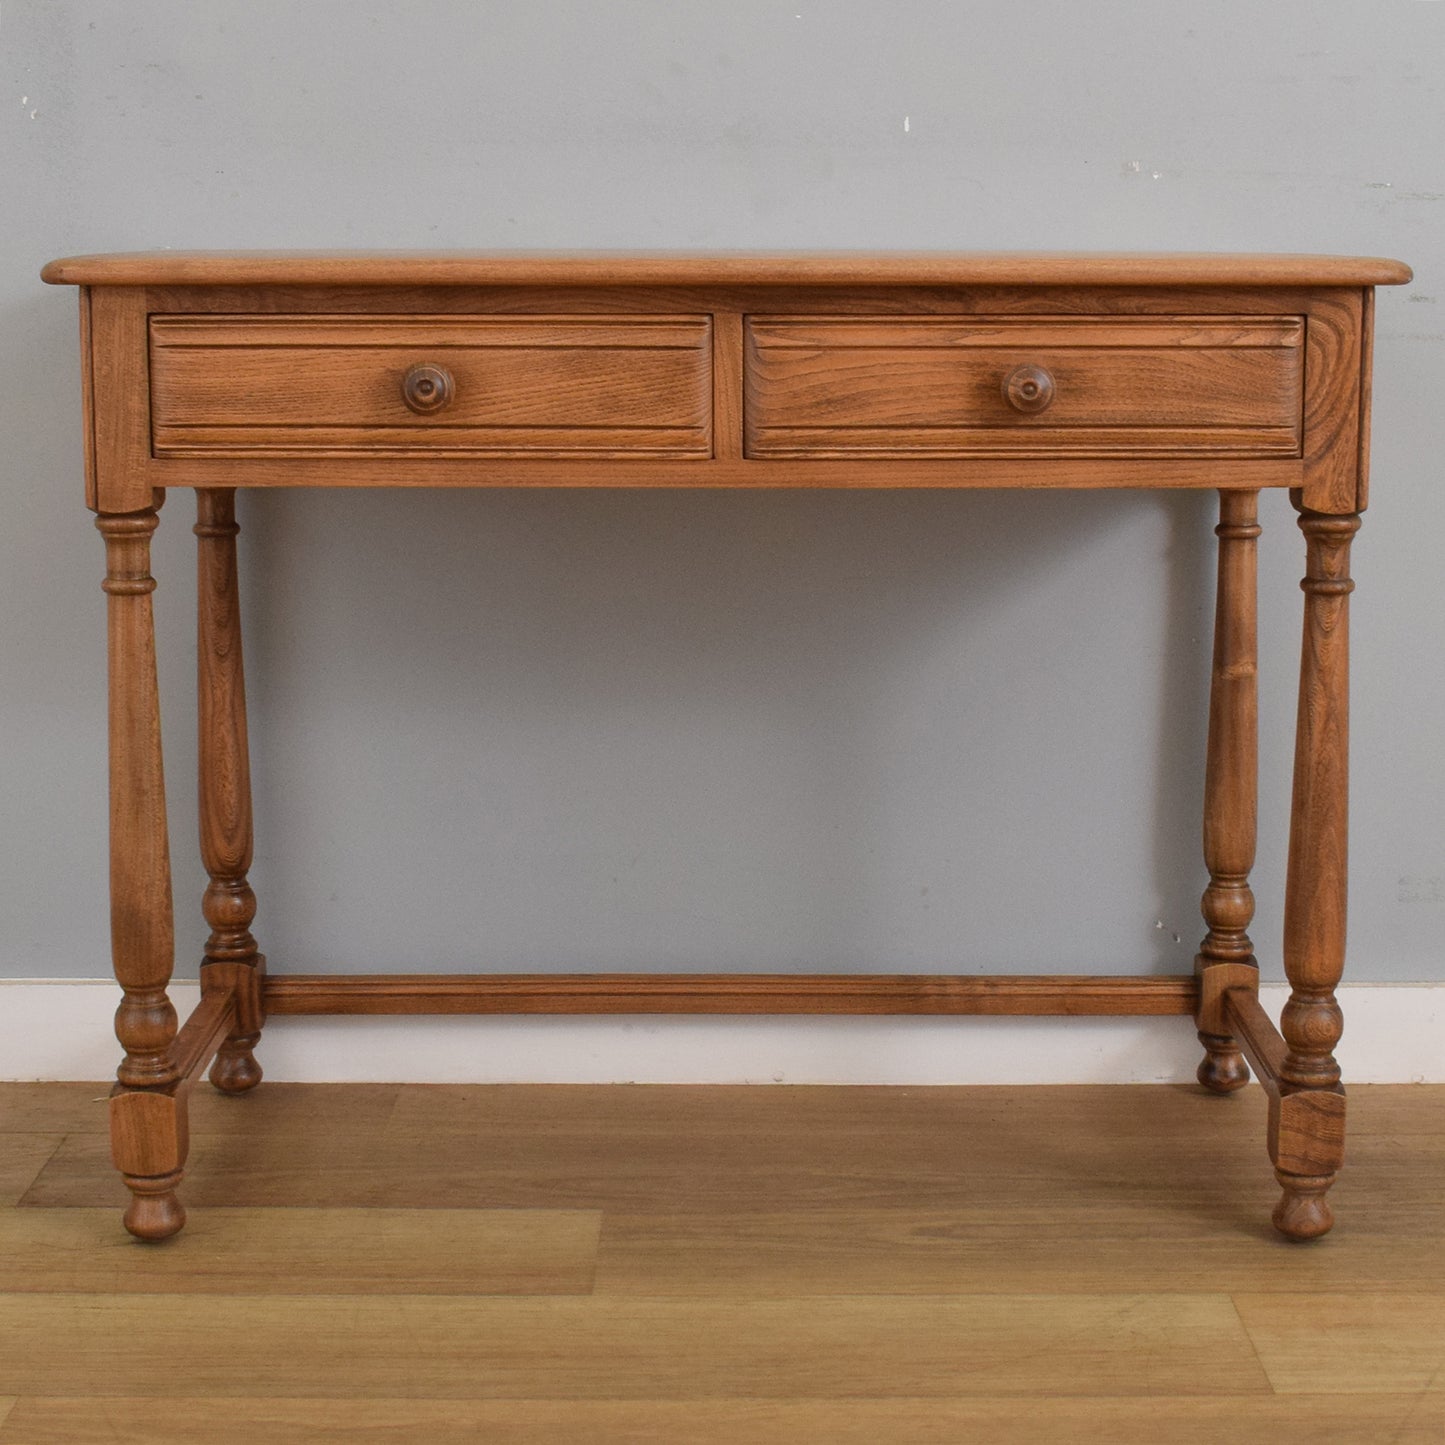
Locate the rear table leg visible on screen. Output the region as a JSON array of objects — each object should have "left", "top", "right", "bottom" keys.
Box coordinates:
[
  {"left": 195, "top": 488, "right": 267, "bottom": 1094},
  {"left": 1195, "top": 489, "right": 1260, "bottom": 1094}
]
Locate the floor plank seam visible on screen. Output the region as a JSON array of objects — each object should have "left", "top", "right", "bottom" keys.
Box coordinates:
[
  {"left": 9, "top": 1135, "right": 66, "bottom": 1206},
  {"left": 1225, "top": 1293, "right": 1278, "bottom": 1395}
]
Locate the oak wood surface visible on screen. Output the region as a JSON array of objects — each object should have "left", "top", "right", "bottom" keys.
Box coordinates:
[
  {"left": 1194, "top": 489, "right": 1260, "bottom": 1092},
  {"left": 0, "top": 1208, "right": 600, "bottom": 1296},
  {"left": 1, "top": 1083, "right": 1442, "bottom": 1442},
  {"left": 1232, "top": 1293, "right": 1445, "bottom": 1395},
  {"left": 0, "top": 1082, "right": 394, "bottom": 1136},
  {"left": 260, "top": 971, "right": 1200, "bottom": 1016},
  {"left": 151, "top": 315, "right": 714, "bottom": 459},
  {"left": 22, "top": 1084, "right": 1440, "bottom": 1232},
  {"left": 133, "top": 280, "right": 1376, "bottom": 318},
  {"left": 710, "top": 310, "right": 745, "bottom": 459},
  {"left": 1225, "top": 987, "right": 1289, "bottom": 1089},
  {"left": 48, "top": 251, "right": 1406, "bottom": 1247},
  {"left": 86, "top": 289, "right": 152, "bottom": 513},
  {"left": 4, "top": 1394, "right": 1441, "bottom": 1445},
  {"left": 1299, "top": 290, "right": 1367, "bottom": 512},
  {"left": 41, "top": 250, "right": 1414, "bottom": 287},
  {"left": 1273, "top": 504, "right": 1360, "bottom": 1237},
  {"left": 96, "top": 502, "right": 187, "bottom": 1240},
  {"left": 0, "top": 1292, "right": 1269, "bottom": 1398},
  {"left": 745, "top": 316, "right": 1302, "bottom": 459},
  {"left": 195, "top": 488, "right": 265, "bottom": 1093},
  {"left": 126, "top": 453, "right": 1310, "bottom": 493},
  {"left": 166, "top": 991, "right": 235, "bottom": 1090},
  {"left": 0, "top": 1138, "right": 64, "bottom": 1208}
]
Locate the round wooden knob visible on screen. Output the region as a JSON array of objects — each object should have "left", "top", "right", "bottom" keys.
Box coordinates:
[
  {"left": 401, "top": 363, "right": 454, "bottom": 414},
  {"left": 1002, "top": 364, "right": 1055, "bottom": 414}
]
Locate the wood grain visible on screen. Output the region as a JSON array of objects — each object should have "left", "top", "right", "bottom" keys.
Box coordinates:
[
  {"left": 1273, "top": 504, "right": 1359, "bottom": 1238},
  {"left": 745, "top": 316, "right": 1302, "bottom": 458},
  {"left": 1194, "top": 492, "right": 1260, "bottom": 1093},
  {"left": 0, "top": 1139, "right": 63, "bottom": 1208},
  {"left": 6, "top": 1395, "right": 1441, "bottom": 1445},
  {"left": 151, "top": 314, "right": 713, "bottom": 458},
  {"left": 1356, "top": 285, "right": 1376, "bottom": 510},
  {"left": 0, "top": 1208, "right": 600, "bottom": 1296},
  {"left": 592, "top": 1198, "right": 1445, "bottom": 1297},
  {"left": 1300, "top": 290, "right": 1366, "bottom": 513},
  {"left": 86, "top": 289, "right": 153, "bottom": 513},
  {"left": 3, "top": 1083, "right": 1443, "bottom": 1435},
  {"left": 0, "top": 1085, "right": 112, "bottom": 1134},
  {"left": 260, "top": 971, "right": 1200, "bottom": 1016},
  {"left": 195, "top": 488, "right": 266, "bottom": 1093},
  {"left": 1235, "top": 1293, "right": 1445, "bottom": 1394},
  {"left": 126, "top": 452, "right": 1310, "bottom": 493},
  {"left": 710, "top": 310, "right": 745, "bottom": 458},
  {"left": 0, "top": 1292, "right": 1267, "bottom": 1398},
  {"left": 96, "top": 502, "right": 187, "bottom": 1240},
  {"left": 0, "top": 1081, "right": 396, "bottom": 1141},
  {"left": 49, "top": 251, "right": 1405, "bottom": 1246},
  {"left": 19, "top": 1084, "right": 1298, "bottom": 1214},
  {"left": 41, "top": 250, "right": 1413, "bottom": 287}
]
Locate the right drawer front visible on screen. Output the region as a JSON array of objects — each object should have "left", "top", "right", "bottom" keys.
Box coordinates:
[{"left": 744, "top": 316, "right": 1304, "bottom": 458}]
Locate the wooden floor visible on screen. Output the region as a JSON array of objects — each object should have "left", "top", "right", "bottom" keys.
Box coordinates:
[{"left": 0, "top": 1081, "right": 1440, "bottom": 1443}]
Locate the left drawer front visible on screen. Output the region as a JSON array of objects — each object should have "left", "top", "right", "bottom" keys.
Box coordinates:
[{"left": 149, "top": 315, "right": 713, "bottom": 458}]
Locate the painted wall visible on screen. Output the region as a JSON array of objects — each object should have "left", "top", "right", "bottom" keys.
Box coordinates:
[{"left": 3, "top": 3, "right": 1441, "bottom": 1002}]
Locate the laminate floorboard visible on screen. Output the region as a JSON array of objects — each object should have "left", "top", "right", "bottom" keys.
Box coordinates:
[
  {"left": 593, "top": 1198, "right": 1445, "bottom": 1296},
  {"left": 0, "top": 1084, "right": 111, "bottom": 1134},
  {"left": 0, "top": 1207, "right": 600, "bottom": 1295},
  {"left": 3, "top": 1393, "right": 1441, "bottom": 1445},
  {"left": 21, "top": 1084, "right": 1284, "bottom": 1212},
  {"left": 2, "top": 1081, "right": 1440, "bottom": 1442},
  {"left": 0, "top": 1138, "right": 62, "bottom": 1207},
  {"left": 1234, "top": 1292, "right": 1445, "bottom": 1394},
  {"left": 0, "top": 1292, "right": 1266, "bottom": 1399}
]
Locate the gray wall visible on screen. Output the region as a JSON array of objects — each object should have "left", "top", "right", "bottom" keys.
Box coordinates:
[{"left": 3, "top": 2, "right": 1441, "bottom": 987}]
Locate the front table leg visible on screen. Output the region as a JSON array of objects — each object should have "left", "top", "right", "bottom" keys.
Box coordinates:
[
  {"left": 98, "top": 497, "right": 188, "bottom": 1240},
  {"left": 1273, "top": 499, "right": 1360, "bottom": 1240}
]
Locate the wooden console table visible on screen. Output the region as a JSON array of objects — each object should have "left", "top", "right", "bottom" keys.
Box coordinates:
[{"left": 42, "top": 251, "right": 1411, "bottom": 1243}]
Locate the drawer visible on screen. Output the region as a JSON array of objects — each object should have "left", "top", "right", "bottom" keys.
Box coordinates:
[
  {"left": 149, "top": 315, "right": 713, "bottom": 458},
  {"left": 744, "top": 316, "right": 1304, "bottom": 458}
]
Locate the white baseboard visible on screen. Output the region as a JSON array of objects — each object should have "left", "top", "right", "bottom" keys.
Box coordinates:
[{"left": 0, "top": 979, "right": 1439, "bottom": 1084}]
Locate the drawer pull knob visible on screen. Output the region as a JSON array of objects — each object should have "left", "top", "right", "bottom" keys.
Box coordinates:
[
  {"left": 401, "top": 363, "right": 455, "bottom": 414},
  {"left": 1002, "top": 364, "right": 1055, "bottom": 414}
]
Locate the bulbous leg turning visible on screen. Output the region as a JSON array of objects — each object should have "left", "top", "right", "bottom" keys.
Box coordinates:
[
  {"left": 123, "top": 1170, "right": 186, "bottom": 1242},
  {"left": 209, "top": 1036, "right": 263, "bottom": 1094},
  {"left": 1196, "top": 1033, "right": 1251, "bottom": 1094},
  {"left": 1273, "top": 1170, "right": 1335, "bottom": 1241},
  {"left": 197, "top": 491, "right": 268, "bottom": 1095}
]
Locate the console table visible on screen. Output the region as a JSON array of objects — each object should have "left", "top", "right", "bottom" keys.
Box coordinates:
[{"left": 42, "top": 250, "right": 1411, "bottom": 1243}]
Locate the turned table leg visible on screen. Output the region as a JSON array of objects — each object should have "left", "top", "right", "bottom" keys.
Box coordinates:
[
  {"left": 195, "top": 489, "right": 267, "bottom": 1092},
  {"left": 1195, "top": 489, "right": 1261, "bottom": 1093},
  {"left": 1273, "top": 499, "right": 1358, "bottom": 1240},
  {"left": 98, "top": 497, "right": 187, "bottom": 1241}
]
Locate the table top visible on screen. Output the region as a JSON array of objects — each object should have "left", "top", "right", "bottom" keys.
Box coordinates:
[{"left": 41, "top": 250, "right": 1413, "bottom": 289}]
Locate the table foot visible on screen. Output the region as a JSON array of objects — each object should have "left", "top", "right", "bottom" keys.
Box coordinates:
[
  {"left": 122, "top": 1170, "right": 186, "bottom": 1241},
  {"left": 1196, "top": 1033, "right": 1251, "bottom": 1093},
  {"left": 209, "top": 1037, "right": 263, "bottom": 1094},
  {"left": 1272, "top": 1169, "right": 1335, "bottom": 1240}
]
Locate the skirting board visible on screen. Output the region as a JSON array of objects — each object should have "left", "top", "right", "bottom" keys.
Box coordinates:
[{"left": 0, "top": 979, "right": 1439, "bottom": 1084}]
